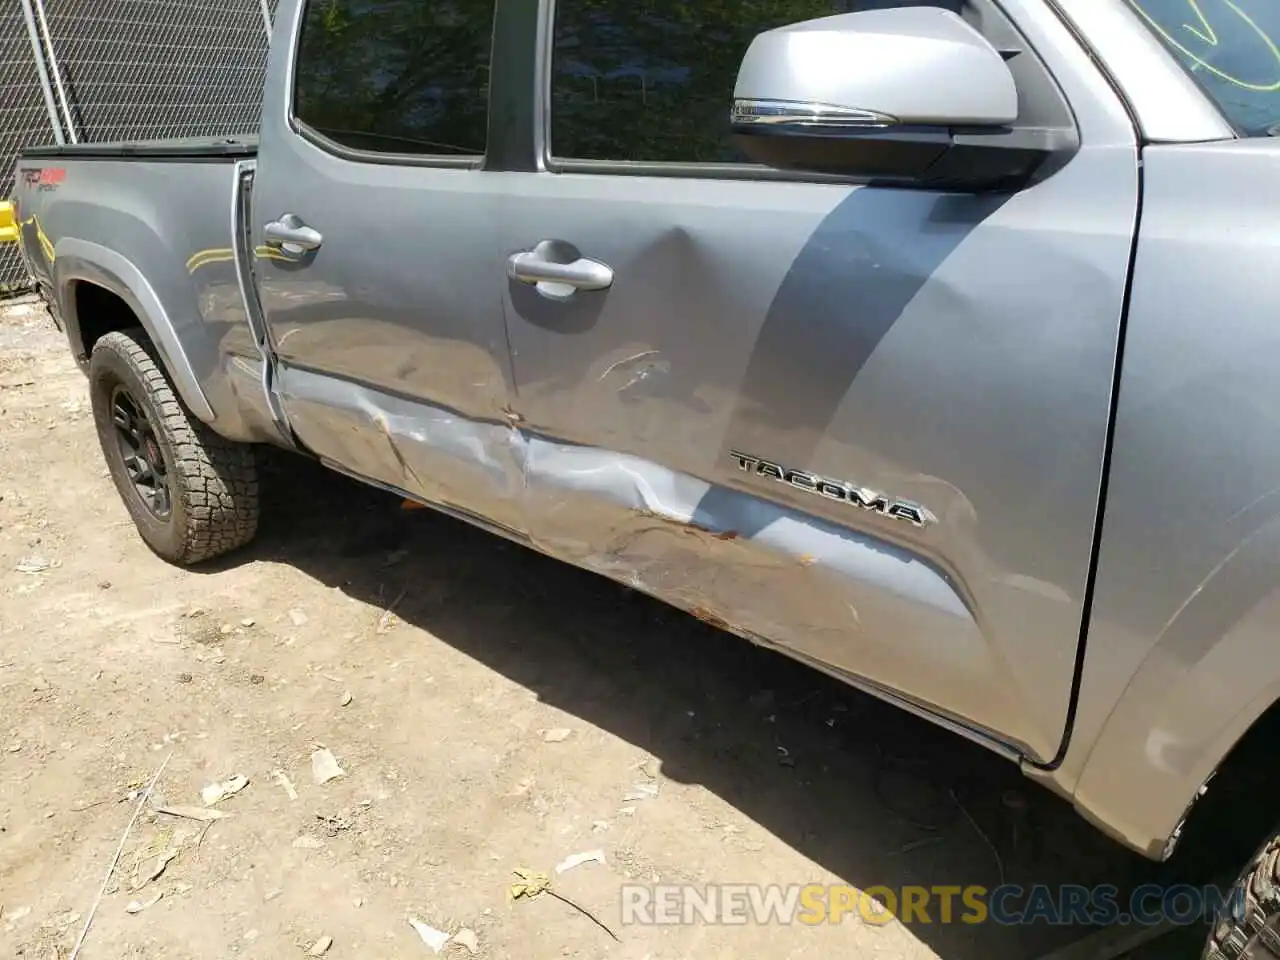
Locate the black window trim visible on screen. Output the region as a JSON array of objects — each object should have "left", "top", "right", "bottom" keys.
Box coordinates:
[
  {"left": 532, "top": 0, "right": 1078, "bottom": 185},
  {"left": 285, "top": 0, "right": 494, "bottom": 170},
  {"left": 486, "top": 0, "right": 543, "bottom": 171}
]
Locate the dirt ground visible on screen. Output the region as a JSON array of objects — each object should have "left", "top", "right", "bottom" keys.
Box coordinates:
[{"left": 0, "top": 298, "right": 1217, "bottom": 959}]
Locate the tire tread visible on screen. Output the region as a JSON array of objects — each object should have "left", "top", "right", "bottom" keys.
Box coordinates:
[
  {"left": 1208, "top": 832, "right": 1280, "bottom": 959},
  {"left": 91, "top": 330, "right": 258, "bottom": 564}
]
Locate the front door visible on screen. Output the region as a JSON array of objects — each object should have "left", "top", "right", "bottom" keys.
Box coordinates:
[
  {"left": 251, "top": 0, "right": 522, "bottom": 534},
  {"left": 496, "top": 0, "right": 1140, "bottom": 761}
]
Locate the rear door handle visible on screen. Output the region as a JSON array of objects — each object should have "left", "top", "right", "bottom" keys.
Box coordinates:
[
  {"left": 507, "top": 240, "right": 613, "bottom": 299},
  {"left": 264, "top": 214, "right": 323, "bottom": 254}
]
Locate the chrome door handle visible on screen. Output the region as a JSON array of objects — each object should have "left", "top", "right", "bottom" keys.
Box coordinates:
[
  {"left": 264, "top": 214, "right": 323, "bottom": 254},
  {"left": 507, "top": 240, "right": 613, "bottom": 298}
]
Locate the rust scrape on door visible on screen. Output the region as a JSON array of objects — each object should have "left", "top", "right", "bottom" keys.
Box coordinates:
[{"left": 275, "top": 365, "right": 972, "bottom": 648}]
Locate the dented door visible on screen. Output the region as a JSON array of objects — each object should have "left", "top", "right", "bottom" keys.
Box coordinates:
[
  {"left": 251, "top": 0, "right": 524, "bottom": 535},
  {"left": 497, "top": 5, "right": 1140, "bottom": 760}
]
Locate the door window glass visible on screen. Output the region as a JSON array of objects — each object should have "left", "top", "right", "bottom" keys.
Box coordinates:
[
  {"left": 550, "top": 0, "right": 962, "bottom": 163},
  {"left": 293, "top": 0, "right": 496, "bottom": 157}
]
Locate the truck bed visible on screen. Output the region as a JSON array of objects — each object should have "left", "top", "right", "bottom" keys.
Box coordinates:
[
  {"left": 14, "top": 136, "right": 272, "bottom": 443},
  {"left": 21, "top": 135, "right": 258, "bottom": 161}
]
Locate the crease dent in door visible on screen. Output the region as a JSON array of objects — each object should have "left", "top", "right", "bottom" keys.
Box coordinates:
[{"left": 275, "top": 361, "right": 983, "bottom": 734}]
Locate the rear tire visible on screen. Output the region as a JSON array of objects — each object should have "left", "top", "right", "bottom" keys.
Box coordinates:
[
  {"left": 1205, "top": 830, "right": 1280, "bottom": 958},
  {"left": 88, "top": 328, "right": 259, "bottom": 564}
]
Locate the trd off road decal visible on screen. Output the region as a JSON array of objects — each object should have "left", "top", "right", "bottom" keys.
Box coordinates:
[{"left": 22, "top": 168, "right": 66, "bottom": 192}]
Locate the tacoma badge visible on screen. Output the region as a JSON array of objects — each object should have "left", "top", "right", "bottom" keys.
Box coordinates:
[{"left": 730, "top": 451, "right": 934, "bottom": 527}]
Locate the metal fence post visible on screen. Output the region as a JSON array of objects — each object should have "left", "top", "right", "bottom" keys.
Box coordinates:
[
  {"left": 17, "top": 0, "right": 65, "bottom": 145},
  {"left": 32, "top": 0, "right": 77, "bottom": 143}
]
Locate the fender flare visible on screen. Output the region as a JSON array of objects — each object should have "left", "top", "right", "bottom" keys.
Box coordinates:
[
  {"left": 1070, "top": 512, "right": 1280, "bottom": 859},
  {"left": 53, "top": 237, "right": 215, "bottom": 423}
]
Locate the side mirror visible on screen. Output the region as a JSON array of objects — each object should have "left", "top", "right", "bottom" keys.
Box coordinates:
[{"left": 732, "top": 8, "right": 1048, "bottom": 190}]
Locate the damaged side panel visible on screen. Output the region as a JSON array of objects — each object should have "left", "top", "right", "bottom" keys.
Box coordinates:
[
  {"left": 515, "top": 440, "right": 1013, "bottom": 748},
  {"left": 495, "top": 106, "right": 1136, "bottom": 759},
  {"left": 277, "top": 362, "right": 1010, "bottom": 749},
  {"left": 277, "top": 364, "right": 529, "bottom": 539},
  {"left": 269, "top": 136, "right": 1134, "bottom": 765},
  {"left": 251, "top": 0, "right": 1136, "bottom": 762}
]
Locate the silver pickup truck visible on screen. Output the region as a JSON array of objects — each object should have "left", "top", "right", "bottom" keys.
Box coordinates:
[{"left": 12, "top": 0, "right": 1280, "bottom": 952}]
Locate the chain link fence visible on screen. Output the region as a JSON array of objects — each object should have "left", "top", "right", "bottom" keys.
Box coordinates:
[
  {"left": 1, "top": 0, "right": 275, "bottom": 292},
  {"left": 40, "top": 0, "right": 271, "bottom": 142},
  {"left": 0, "top": 3, "right": 57, "bottom": 293}
]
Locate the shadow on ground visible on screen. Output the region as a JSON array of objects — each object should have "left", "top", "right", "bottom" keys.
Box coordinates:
[{"left": 220, "top": 449, "right": 1254, "bottom": 960}]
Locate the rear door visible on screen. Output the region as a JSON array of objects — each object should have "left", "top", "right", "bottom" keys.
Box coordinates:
[
  {"left": 251, "top": 0, "right": 522, "bottom": 535},
  {"left": 495, "top": 0, "right": 1140, "bottom": 760}
]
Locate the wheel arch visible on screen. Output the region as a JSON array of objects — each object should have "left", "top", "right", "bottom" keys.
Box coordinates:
[
  {"left": 1070, "top": 536, "right": 1280, "bottom": 861},
  {"left": 53, "top": 238, "right": 215, "bottom": 423}
]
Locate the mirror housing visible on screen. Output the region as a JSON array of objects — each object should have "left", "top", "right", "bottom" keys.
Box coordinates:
[{"left": 732, "top": 8, "right": 1053, "bottom": 190}]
